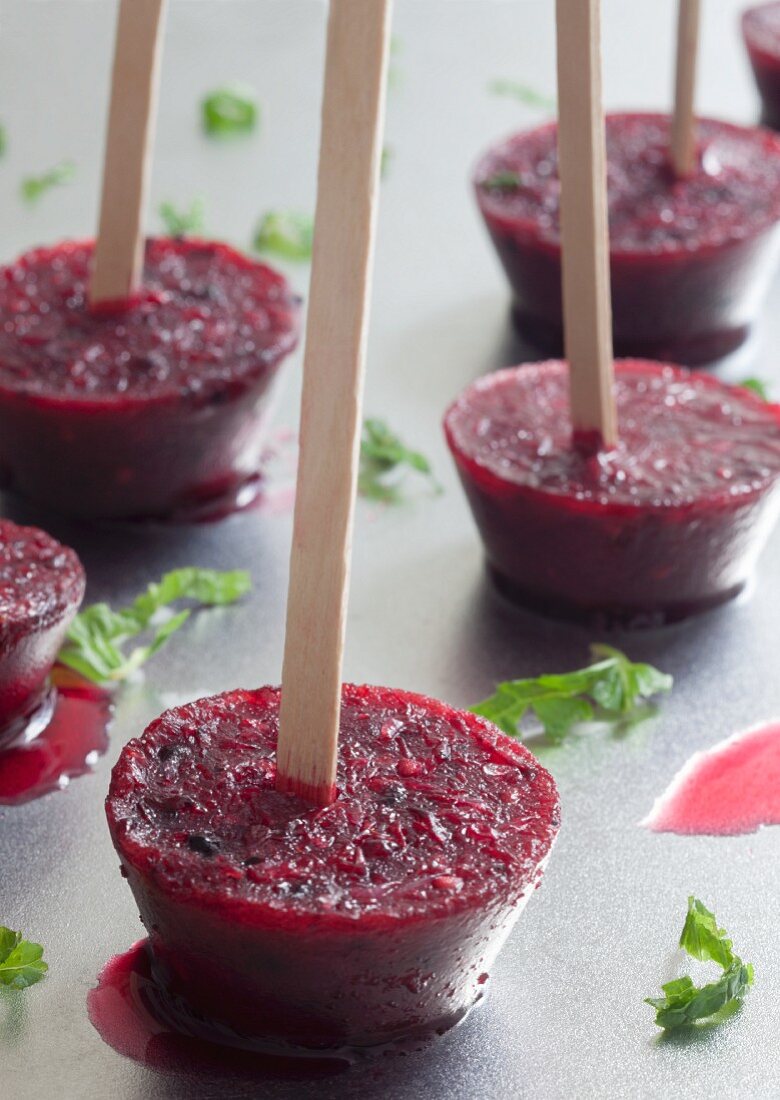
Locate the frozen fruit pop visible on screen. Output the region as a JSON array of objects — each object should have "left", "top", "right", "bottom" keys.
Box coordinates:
[
  {"left": 0, "top": 238, "right": 299, "bottom": 519},
  {"left": 475, "top": 113, "right": 780, "bottom": 365},
  {"left": 444, "top": 360, "right": 780, "bottom": 628},
  {"left": 106, "top": 685, "right": 559, "bottom": 1051},
  {"left": 0, "top": 520, "right": 85, "bottom": 747},
  {"left": 743, "top": 2, "right": 780, "bottom": 131}
]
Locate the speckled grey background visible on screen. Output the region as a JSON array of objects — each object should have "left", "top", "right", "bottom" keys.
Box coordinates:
[{"left": 1, "top": 1, "right": 779, "bottom": 1097}]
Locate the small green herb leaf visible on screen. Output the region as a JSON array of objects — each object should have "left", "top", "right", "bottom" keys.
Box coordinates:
[
  {"left": 202, "top": 86, "right": 258, "bottom": 136},
  {"left": 57, "top": 568, "right": 251, "bottom": 685},
  {"left": 381, "top": 145, "right": 393, "bottom": 179},
  {"left": 488, "top": 79, "right": 556, "bottom": 111},
  {"left": 646, "top": 897, "right": 753, "bottom": 1030},
  {"left": 0, "top": 927, "right": 47, "bottom": 989},
  {"left": 253, "top": 211, "right": 313, "bottom": 262},
  {"left": 359, "top": 418, "right": 440, "bottom": 503},
  {"left": 483, "top": 170, "right": 524, "bottom": 192},
  {"left": 738, "top": 377, "right": 770, "bottom": 401},
  {"left": 471, "top": 645, "right": 672, "bottom": 741},
  {"left": 0, "top": 125, "right": 6, "bottom": 156},
  {"left": 159, "top": 197, "right": 206, "bottom": 237},
  {"left": 21, "top": 160, "right": 75, "bottom": 204}
]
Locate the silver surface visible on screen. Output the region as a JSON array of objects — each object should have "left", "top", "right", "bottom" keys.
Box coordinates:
[{"left": 1, "top": 2, "right": 779, "bottom": 1097}]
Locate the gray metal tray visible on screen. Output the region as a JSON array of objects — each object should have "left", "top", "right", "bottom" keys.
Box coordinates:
[{"left": 2, "top": 2, "right": 779, "bottom": 1097}]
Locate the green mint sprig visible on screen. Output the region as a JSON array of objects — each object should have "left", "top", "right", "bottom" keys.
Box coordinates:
[
  {"left": 57, "top": 568, "right": 251, "bottom": 684},
  {"left": 472, "top": 644, "right": 672, "bottom": 742},
  {"left": 359, "top": 418, "right": 440, "bottom": 504},
  {"left": 253, "top": 211, "right": 313, "bottom": 262},
  {"left": 488, "top": 79, "right": 556, "bottom": 111},
  {"left": 646, "top": 897, "right": 754, "bottom": 1030},
  {"left": 0, "top": 927, "right": 47, "bottom": 990},
  {"left": 159, "top": 197, "right": 206, "bottom": 237},
  {"left": 21, "top": 161, "right": 75, "bottom": 204},
  {"left": 738, "top": 377, "right": 770, "bottom": 401},
  {"left": 202, "top": 86, "right": 258, "bottom": 137}
]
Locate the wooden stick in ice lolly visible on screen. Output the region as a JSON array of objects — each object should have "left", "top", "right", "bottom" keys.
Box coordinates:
[
  {"left": 555, "top": 0, "right": 617, "bottom": 448},
  {"left": 90, "top": 0, "right": 167, "bottom": 306},
  {"left": 670, "top": 0, "right": 701, "bottom": 178},
  {"left": 276, "top": 0, "right": 392, "bottom": 806}
]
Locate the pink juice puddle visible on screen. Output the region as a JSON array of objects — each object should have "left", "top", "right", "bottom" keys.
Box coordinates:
[
  {"left": 641, "top": 721, "right": 780, "bottom": 836},
  {"left": 88, "top": 940, "right": 385, "bottom": 1076},
  {"left": 0, "top": 666, "right": 112, "bottom": 805}
]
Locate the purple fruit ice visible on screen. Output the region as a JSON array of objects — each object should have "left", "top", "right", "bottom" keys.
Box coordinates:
[
  {"left": 0, "top": 238, "right": 300, "bottom": 518},
  {"left": 474, "top": 113, "right": 780, "bottom": 364},
  {"left": 0, "top": 519, "right": 85, "bottom": 747},
  {"left": 444, "top": 360, "right": 780, "bottom": 628},
  {"left": 106, "top": 684, "right": 559, "bottom": 1052}
]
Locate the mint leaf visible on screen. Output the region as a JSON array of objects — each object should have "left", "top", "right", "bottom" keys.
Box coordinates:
[
  {"left": 483, "top": 171, "right": 525, "bottom": 192},
  {"left": 57, "top": 568, "right": 251, "bottom": 684},
  {"left": 359, "top": 418, "right": 441, "bottom": 503},
  {"left": 202, "top": 86, "right": 258, "bottom": 136},
  {"left": 381, "top": 145, "right": 393, "bottom": 179},
  {"left": 472, "top": 645, "right": 671, "bottom": 741},
  {"left": 21, "top": 160, "right": 75, "bottom": 204},
  {"left": 0, "top": 125, "right": 6, "bottom": 156},
  {"left": 159, "top": 197, "right": 206, "bottom": 237},
  {"left": 646, "top": 898, "right": 753, "bottom": 1030},
  {"left": 738, "top": 377, "right": 769, "bottom": 401},
  {"left": 488, "top": 79, "right": 556, "bottom": 111},
  {"left": 0, "top": 927, "right": 47, "bottom": 989},
  {"left": 253, "top": 211, "right": 313, "bottom": 262}
]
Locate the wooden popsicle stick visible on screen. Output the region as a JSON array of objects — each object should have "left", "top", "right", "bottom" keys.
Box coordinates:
[
  {"left": 276, "top": 0, "right": 392, "bottom": 806},
  {"left": 90, "top": 0, "right": 167, "bottom": 306},
  {"left": 555, "top": 0, "right": 617, "bottom": 449},
  {"left": 670, "top": 0, "right": 701, "bottom": 179}
]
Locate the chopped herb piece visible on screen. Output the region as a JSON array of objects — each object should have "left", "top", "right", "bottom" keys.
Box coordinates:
[
  {"left": 359, "top": 418, "right": 441, "bottom": 503},
  {"left": 381, "top": 145, "right": 393, "bottom": 179},
  {"left": 253, "top": 211, "right": 313, "bottom": 262},
  {"left": 57, "top": 568, "right": 251, "bottom": 684},
  {"left": 646, "top": 897, "right": 754, "bottom": 1030},
  {"left": 0, "top": 125, "right": 6, "bottom": 156},
  {"left": 483, "top": 170, "right": 524, "bottom": 191},
  {"left": 0, "top": 927, "right": 47, "bottom": 989},
  {"left": 202, "top": 86, "right": 258, "bottom": 136},
  {"left": 388, "top": 35, "right": 402, "bottom": 90},
  {"left": 739, "top": 377, "right": 770, "bottom": 401},
  {"left": 21, "top": 160, "right": 75, "bottom": 203},
  {"left": 159, "top": 197, "right": 206, "bottom": 237},
  {"left": 488, "top": 79, "right": 556, "bottom": 111},
  {"left": 471, "top": 644, "right": 672, "bottom": 742}
]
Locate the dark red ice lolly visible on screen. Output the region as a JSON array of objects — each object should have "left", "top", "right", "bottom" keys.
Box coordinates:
[
  {"left": 0, "top": 238, "right": 300, "bottom": 519},
  {"left": 474, "top": 113, "right": 780, "bottom": 365},
  {"left": 444, "top": 360, "right": 780, "bottom": 628},
  {"left": 106, "top": 684, "right": 559, "bottom": 1052},
  {"left": 0, "top": 519, "right": 85, "bottom": 747},
  {"left": 743, "top": 3, "right": 780, "bottom": 130}
]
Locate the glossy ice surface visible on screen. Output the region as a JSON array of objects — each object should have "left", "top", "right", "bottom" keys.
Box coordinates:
[
  {"left": 445, "top": 361, "right": 780, "bottom": 625},
  {"left": 107, "top": 685, "right": 559, "bottom": 1049},
  {"left": 475, "top": 114, "right": 780, "bottom": 363}
]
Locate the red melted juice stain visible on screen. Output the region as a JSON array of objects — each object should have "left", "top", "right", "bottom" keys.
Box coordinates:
[
  {"left": 0, "top": 667, "right": 112, "bottom": 805},
  {"left": 87, "top": 941, "right": 354, "bottom": 1080},
  {"left": 642, "top": 721, "right": 780, "bottom": 836}
]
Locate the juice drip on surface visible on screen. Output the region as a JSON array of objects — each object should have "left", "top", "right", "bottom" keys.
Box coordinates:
[
  {"left": 641, "top": 721, "right": 780, "bottom": 836},
  {"left": 87, "top": 940, "right": 439, "bottom": 1076},
  {"left": 0, "top": 667, "right": 112, "bottom": 805}
]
